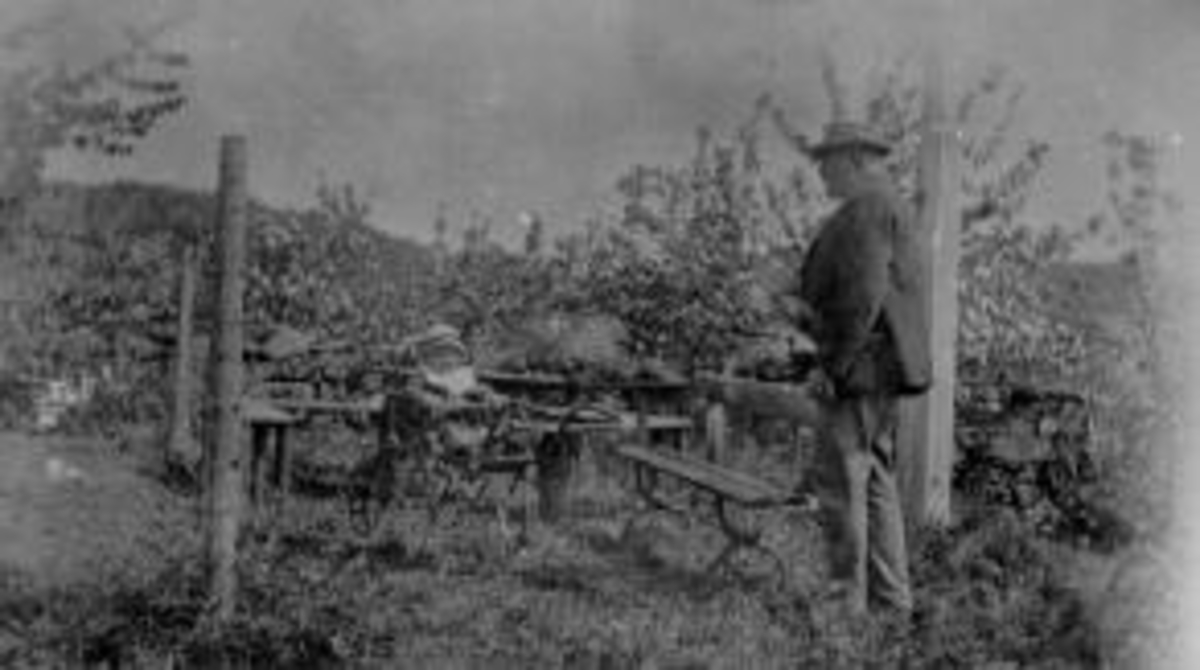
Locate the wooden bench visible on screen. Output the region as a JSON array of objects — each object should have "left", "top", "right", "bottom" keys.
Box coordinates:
[{"left": 614, "top": 443, "right": 816, "bottom": 588}]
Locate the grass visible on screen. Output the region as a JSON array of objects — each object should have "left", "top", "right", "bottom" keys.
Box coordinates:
[{"left": 0, "top": 416, "right": 1173, "bottom": 668}]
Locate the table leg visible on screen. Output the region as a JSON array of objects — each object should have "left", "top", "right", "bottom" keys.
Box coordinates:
[
  {"left": 248, "top": 424, "right": 268, "bottom": 509},
  {"left": 707, "top": 498, "right": 787, "bottom": 590},
  {"left": 536, "top": 431, "right": 579, "bottom": 524},
  {"left": 275, "top": 426, "right": 291, "bottom": 518}
]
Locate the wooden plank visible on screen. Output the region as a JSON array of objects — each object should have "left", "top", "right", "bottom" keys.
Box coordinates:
[
  {"left": 616, "top": 446, "right": 781, "bottom": 505},
  {"left": 477, "top": 370, "right": 571, "bottom": 388},
  {"left": 478, "top": 370, "right": 691, "bottom": 393},
  {"left": 512, "top": 413, "right": 692, "bottom": 435},
  {"left": 615, "top": 444, "right": 788, "bottom": 506},
  {"left": 242, "top": 398, "right": 298, "bottom": 425},
  {"left": 268, "top": 397, "right": 383, "bottom": 416}
]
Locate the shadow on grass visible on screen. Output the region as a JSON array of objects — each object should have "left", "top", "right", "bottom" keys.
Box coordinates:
[
  {"left": 568, "top": 521, "right": 740, "bottom": 604},
  {"left": 271, "top": 530, "right": 440, "bottom": 576}
]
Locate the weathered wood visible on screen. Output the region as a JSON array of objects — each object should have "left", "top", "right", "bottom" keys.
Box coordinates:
[
  {"left": 615, "top": 442, "right": 810, "bottom": 587},
  {"left": 206, "top": 135, "right": 249, "bottom": 622},
  {"left": 167, "top": 243, "right": 199, "bottom": 466},
  {"left": 615, "top": 444, "right": 791, "bottom": 507},
  {"left": 898, "top": 25, "right": 958, "bottom": 528},
  {"left": 266, "top": 397, "right": 384, "bottom": 417}
]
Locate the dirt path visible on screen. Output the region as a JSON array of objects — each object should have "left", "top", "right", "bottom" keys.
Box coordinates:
[{"left": 0, "top": 431, "right": 197, "bottom": 591}]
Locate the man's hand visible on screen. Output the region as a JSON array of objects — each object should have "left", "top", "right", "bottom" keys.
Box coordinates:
[
  {"left": 807, "top": 367, "right": 837, "bottom": 402},
  {"left": 773, "top": 294, "right": 819, "bottom": 334}
]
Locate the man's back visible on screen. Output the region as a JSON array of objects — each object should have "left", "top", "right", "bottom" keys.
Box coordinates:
[{"left": 800, "top": 185, "right": 930, "bottom": 396}]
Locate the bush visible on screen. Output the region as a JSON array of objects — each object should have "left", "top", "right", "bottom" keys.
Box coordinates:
[
  {"left": 906, "top": 511, "right": 1102, "bottom": 668},
  {"left": 0, "top": 372, "right": 36, "bottom": 430}
]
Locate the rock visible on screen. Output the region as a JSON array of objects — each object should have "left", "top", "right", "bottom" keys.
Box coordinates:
[{"left": 44, "top": 456, "right": 87, "bottom": 483}]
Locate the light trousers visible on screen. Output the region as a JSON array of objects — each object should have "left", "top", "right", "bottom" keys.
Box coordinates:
[{"left": 811, "top": 392, "right": 912, "bottom": 613}]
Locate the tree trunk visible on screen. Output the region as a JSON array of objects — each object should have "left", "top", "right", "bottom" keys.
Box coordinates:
[{"left": 206, "top": 136, "right": 249, "bottom": 622}]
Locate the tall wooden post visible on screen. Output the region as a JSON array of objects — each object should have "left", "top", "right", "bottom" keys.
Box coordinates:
[
  {"left": 902, "top": 9, "right": 955, "bottom": 530},
  {"left": 168, "top": 242, "right": 199, "bottom": 467},
  {"left": 207, "top": 135, "right": 249, "bottom": 621},
  {"left": 898, "top": 18, "right": 958, "bottom": 528}
]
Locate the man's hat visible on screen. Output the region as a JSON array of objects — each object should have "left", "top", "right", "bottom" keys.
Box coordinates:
[
  {"left": 808, "top": 121, "right": 892, "bottom": 160},
  {"left": 420, "top": 323, "right": 462, "bottom": 343},
  {"left": 411, "top": 323, "right": 468, "bottom": 360}
]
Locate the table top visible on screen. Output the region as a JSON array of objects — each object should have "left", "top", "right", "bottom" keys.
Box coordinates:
[
  {"left": 242, "top": 397, "right": 300, "bottom": 425},
  {"left": 479, "top": 370, "right": 691, "bottom": 393},
  {"left": 511, "top": 411, "right": 692, "bottom": 435},
  {"left": 268, "top": 396, "right": 385, "bottom": 415},
  {"left": 243, "top": 396, "right": 384, "bottom": 429}
]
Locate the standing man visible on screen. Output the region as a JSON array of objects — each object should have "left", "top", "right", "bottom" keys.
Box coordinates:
[{"left": 797, "top": 121, "right": 932, "bottom": 615}]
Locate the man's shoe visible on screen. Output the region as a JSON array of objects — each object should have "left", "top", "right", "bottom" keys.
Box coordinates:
[{"left": 819, "top": 581, "right": 868, "bottom": 617}]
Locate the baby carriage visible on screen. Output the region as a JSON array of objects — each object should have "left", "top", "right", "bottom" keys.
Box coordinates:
[{"left": 375, "top": 325, "right": 538, "bottom": 527}]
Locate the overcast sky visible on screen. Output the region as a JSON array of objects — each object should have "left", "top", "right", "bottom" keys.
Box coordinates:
[{"left": 6, "top": 0, "right": 1197, "bottom": 245}]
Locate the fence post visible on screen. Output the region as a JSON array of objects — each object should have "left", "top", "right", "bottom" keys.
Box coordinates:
[
  {"left": 168, "top": 242, "right": 199, "bottom": 467},
  {"left": 206, "top": 135, "right": 249, "bottom": 622}
]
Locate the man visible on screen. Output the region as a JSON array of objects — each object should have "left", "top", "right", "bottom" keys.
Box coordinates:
[{"left": 797, "top": 121, "right": 932, "bottom": 615}]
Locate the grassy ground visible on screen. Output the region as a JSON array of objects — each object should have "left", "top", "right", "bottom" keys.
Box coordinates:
[{"left": 0, "top": 426, "right": 1177, "bottom": 668}]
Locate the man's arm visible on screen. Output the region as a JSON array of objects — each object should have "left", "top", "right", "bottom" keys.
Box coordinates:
[{"left": 764, "top": 290, "right": 817, "bottom": 334}]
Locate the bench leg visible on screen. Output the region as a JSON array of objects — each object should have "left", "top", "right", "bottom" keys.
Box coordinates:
[
  {"left": 619, "top": 462, "right": 694, "bottom": 546},
  {"left": 706, "top": 498, "right": 787, "bottom": 590}
]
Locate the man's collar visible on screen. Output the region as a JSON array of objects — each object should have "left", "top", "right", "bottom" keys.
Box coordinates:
[{"left": 847, "top": 172, "right": 894, "bottom": 200}]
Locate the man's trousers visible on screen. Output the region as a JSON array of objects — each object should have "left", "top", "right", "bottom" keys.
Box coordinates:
[{"left": 811, "top": 391, "right": 912, "bottom": 613}]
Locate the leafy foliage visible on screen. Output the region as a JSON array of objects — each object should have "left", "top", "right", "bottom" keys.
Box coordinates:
[
  {"left": 852, "top": 62, "right": 1085, "bottom": 380},
  {"left": 561, "top": 102, "right": 822, "bottom": 372},
  {"left": 555, "top": 61, "right": 1080, "bottom": 384},
  {"left": 430, "top": 226, "right": 555, "bottom": 350},
  {"left": 0, "top": 19, "right": 189, "bottom": 211},
  {"left": 14, "top": 181, "right": 437, "bottom": 421},
  {"left": 246, "top": 182, "right": 438, "bottom": 346}
]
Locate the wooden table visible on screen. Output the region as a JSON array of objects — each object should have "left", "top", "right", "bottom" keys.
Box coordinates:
[
  {"left": 244, "top": 373, "right": 697, "bottom": 526},
  {"left": 474, "top": 372, "right": 698, "bottom": 520},
  {"left": 243, "top": 396, "right": 384, "bottom": 511},
  {"left": 243, "top": 398, "right": 299, "bottom": 510}
]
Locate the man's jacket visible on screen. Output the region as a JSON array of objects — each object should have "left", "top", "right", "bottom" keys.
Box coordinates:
[{"left": 799, "top": 182, "right": 932, "bottom": 397}]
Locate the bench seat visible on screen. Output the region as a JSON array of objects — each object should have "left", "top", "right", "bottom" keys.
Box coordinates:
[
  {"left": 614, "top": 444, "right": 791, "bottom": 508},
  {"left": 613, "top": 443, "right": 814, "bottom": 589}
]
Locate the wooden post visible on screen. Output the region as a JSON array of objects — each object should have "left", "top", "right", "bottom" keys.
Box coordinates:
[
  {"left": 898, "top": 17, "right": 958, "bottom": 528},
  {"left": 168, "top": 242, "right": 199, "bottom": 467},
  {"left": 702, "top": 400, "right": 728, "bottom": 464},
  {"left": 206, "top": 135, "right": 249, "bottom": 622}
]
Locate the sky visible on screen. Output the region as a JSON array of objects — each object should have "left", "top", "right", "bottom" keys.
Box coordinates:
[{"left": 3, "top": 0, "right": 1197, "bottom": 248}]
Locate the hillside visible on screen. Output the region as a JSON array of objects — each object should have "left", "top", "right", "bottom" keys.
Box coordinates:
[{"left": 0, "top": 180, "right": 441, "bottom": 375}]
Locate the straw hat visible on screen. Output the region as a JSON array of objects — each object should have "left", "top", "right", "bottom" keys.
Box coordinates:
[
  {"left": 411, "top": 323, "right": 468, "bottom": 360},
  {"left": 808, "top": 121, "right": 892, "bottom": 160}
]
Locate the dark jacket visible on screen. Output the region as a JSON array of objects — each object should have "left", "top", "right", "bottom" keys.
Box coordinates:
[{"left": 799, "top": 181, "right": 932, "bottom": 397}]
